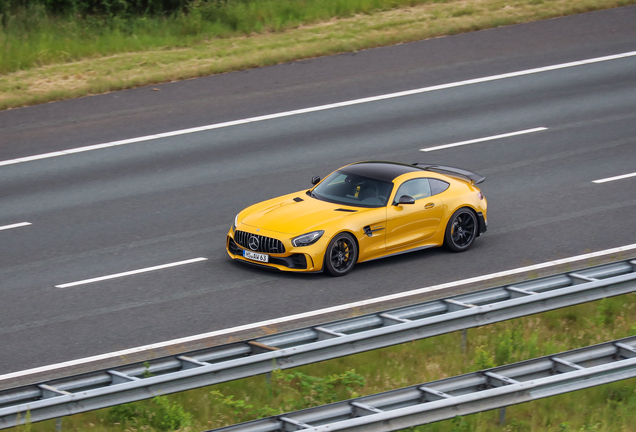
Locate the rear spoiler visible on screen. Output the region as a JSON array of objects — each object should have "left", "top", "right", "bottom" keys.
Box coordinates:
[{"left": 412, "top": 163, "right": 485, "bottom": 185}]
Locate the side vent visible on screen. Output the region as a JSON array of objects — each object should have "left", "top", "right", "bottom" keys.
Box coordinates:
[
  {"left": 293, "top": 197, "right": 304, "bottom": 202},
  {"left": 334, "top": 208, "right": 357, "bottom": 212}
]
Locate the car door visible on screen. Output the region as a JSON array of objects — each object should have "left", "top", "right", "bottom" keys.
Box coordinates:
[{"left": 385, "top": 178, "right": 444, "bottom": 250}]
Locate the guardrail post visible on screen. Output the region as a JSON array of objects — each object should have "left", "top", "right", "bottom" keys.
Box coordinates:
[
  {"left": 461, "top": 329, "right": 467, "bottom": 353},
  {"left": 265, "top": 371, "right": 273, "bottom": 398},
  {"left": 499, "top": 407, "right": 506, "bottom": 425},
  {"left": 55, "top": 418, "right": 62, "bottom": 432}
]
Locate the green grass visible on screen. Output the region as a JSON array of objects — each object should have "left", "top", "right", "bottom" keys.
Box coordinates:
[
  {"left": 9, "top": 293, "right": 636, "bottom": 432},
  {"left": 0, "top": 0, "right": 450, "bottom": 75},
  {"left": 1, "top": 0, "right": 636, "bottom": 110}
]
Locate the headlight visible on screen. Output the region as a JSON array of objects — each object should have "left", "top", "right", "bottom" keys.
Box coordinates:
[
  {"left": 232, "top": 214, "right": 239, "bottom": 231},
  {"left": 291, "top": 230, "right": 324, "bottom": 247}
]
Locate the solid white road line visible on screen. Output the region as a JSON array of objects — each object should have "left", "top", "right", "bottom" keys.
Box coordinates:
[
  {"left": 0, "top": 222, "right": 32, "bottom": 231},
  {"left": 4, "top": 242, "right": 636, "bottom": 382},
  {"left": 55, "top": 257, "right": 208, "bottom": 288},
  {"left": 592, "top": 172, "right": 636, "bottom": 184},
  {"left": 1, "top": 51, "right": 636, "bottom": 167},
  {"left": 420, "top": 127, "right": 547, "bottom": 152}
]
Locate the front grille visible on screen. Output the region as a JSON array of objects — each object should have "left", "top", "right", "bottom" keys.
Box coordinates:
[{"left": 234, "top": 230, "right": 286, "bottom": 254}]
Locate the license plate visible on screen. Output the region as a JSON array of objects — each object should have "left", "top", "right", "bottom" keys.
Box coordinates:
[{"left": 243, "top": 250, "right": 269, "bottom": 263}]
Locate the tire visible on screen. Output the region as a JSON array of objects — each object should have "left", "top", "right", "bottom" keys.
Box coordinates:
[
  {"left": 444, "top": 208, "right": 478, "bottom": 252},
  {"left": 324, "top": 232, "right": 358, "bottom": 276}
]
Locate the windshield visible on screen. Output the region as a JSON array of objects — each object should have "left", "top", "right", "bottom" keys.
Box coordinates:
[{"left": 310, "top": 170, "right": 393, "bottom": 208}]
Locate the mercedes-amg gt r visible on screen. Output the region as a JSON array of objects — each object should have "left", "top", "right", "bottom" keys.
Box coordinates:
[{"left": 226, "top": 161, "right": 487, "bottom": 276}]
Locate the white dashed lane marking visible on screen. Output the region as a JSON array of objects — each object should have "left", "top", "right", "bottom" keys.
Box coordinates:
[
  {"left": 55, "top": 257, "right": 208, "bottom": 288},
  {"left": 0, "top": 222, "right": 32, "bottom": 231},
  {"left": 592, "top": 172, "right": 636, "bottom": 184},
  {"left": 420, "top": 127, "right": 547, "bottom": 152}
]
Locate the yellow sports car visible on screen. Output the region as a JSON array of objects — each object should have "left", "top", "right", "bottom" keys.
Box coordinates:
[{"left": 227, "top": 161, "right": 487, "bottom": 276}]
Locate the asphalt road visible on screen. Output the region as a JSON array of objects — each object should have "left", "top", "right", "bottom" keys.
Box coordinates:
[{"left": 1, "top": 6, "right": 636, "bottom": 378}]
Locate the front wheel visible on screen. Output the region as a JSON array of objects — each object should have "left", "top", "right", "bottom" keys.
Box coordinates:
[
  {"left": 324, "top": 233, "right": 358, "bottom": 276},
  {"left": 444, "top": 208, "right": 477, "bottom": 252}
]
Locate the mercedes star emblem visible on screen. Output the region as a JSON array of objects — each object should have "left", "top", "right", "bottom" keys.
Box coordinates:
[{"left": 248, "top": 236, "right": 260, "bottom": 251}]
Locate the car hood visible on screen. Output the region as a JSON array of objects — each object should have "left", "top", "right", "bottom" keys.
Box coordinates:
[{"left": 240, "top": 192, "right": 364, "bottom": 235}]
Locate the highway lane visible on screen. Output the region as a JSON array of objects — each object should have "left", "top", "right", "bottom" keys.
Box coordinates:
[
  {"left": 1, "top": 6, "right": 636, "bottom": 378},
  {"left": 2, "top": 5, "right": 636, "bottom": 160}
]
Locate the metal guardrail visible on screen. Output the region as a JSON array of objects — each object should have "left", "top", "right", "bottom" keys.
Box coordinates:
[
  {"left": 1, "top": 259, "right": 636, "bottom": 428},
  {"left": 210, "top": 336, "right": 636, "bottom": 432}
]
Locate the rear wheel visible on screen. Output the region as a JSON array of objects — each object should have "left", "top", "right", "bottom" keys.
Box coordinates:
[
  {"left": 444, "top": 208, "right": 477, "bottom": 252},
  {"left": 324, "top": 233, "right": 357, "bottom": 276}
]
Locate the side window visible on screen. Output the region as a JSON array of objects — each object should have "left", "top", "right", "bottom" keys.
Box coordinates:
[
  {"left": 394, "top": 178, "right": 431, "bottom": 204},
  {"left": 430, "top": 178, "right": 450, "bottom": 196}
]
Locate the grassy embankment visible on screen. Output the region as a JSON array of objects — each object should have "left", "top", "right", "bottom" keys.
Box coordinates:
[
  {"left": 2, "top": 0, "right": 636, "bottom": 110},
  {"left": 10, "top": 292, "right": 636, "bottom": 432}
]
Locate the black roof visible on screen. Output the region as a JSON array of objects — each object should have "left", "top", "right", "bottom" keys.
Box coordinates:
[
  {"left": 340, "top": 161, "right": 485, "bottom": 184},
  {"left": 340, "top": 162, "right": 421, "bottom": 182}
]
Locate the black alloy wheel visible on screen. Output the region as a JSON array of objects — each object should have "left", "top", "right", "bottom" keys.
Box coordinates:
[
  {"left": 444, "top": 208, "right": 477, "bottom": 252},
  {"left": 325, "top": 232, "right": 358, "bottom": 276}
]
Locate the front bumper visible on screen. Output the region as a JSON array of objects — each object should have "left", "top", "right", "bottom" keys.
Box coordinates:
[{"left": 226, "top": 227, "right": 324, "bottom": 272}]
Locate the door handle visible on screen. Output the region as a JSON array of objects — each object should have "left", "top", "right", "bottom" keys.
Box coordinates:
[{"left": 424, "top": 203, "right": 435, "bottom": 209}]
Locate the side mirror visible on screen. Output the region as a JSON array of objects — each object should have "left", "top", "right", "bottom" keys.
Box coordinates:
[
  {"left": 311, "top": 176, "right": 321, "bottom": 185},
  {"left": 397, "top": 195, "right": 415, "bottom": 205}
]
